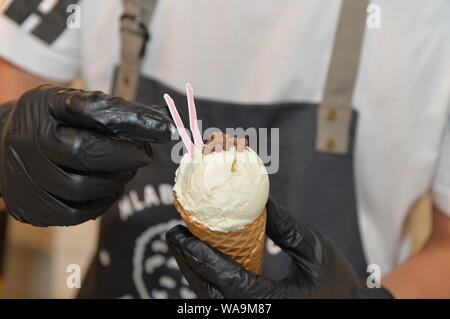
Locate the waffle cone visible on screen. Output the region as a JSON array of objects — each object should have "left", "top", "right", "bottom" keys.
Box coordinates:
[{"left": 174, "top": 199, "right": 266, "bottom": 274}]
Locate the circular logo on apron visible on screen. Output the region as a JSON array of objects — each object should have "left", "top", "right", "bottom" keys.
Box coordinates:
[{"left": 132, "top": 219, "right": 196, "bottom": 299}]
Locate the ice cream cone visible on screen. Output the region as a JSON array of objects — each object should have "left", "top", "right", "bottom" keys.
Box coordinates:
[{"left": 174, "top": 198, "right": 266, "bottom": 274}]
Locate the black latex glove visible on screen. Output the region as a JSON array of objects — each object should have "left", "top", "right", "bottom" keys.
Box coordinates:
[
  {"left": 166, "top": 198, "right": 394, "bottom": 299},
  {"left": 0, "top": 85, "right": 175, "bottom": 226}
]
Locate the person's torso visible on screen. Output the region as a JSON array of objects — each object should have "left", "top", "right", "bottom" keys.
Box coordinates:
[{"left": 75, "top": 0, "right": 450, "bottom": 298}]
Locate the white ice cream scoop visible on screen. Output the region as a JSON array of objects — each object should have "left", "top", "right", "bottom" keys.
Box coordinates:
[{"left": 174, "top": 144, "right": 269, "bottom": 232}]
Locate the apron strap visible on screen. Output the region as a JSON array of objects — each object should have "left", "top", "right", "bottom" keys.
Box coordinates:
[
  {"left": 315, "top": 0, "right": 368, "bottom": 154},
  {"left": 113, "top": 0, "right": 159, "bottom": 100}
]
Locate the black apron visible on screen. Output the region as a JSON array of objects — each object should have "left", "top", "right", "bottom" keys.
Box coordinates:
[{"left": 78, "top": 0, "right": 368, "bottom": 298}]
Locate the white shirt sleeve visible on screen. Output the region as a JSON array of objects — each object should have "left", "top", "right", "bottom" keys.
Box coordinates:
[
  {"left": 0, "top": 0, "right": 81, "bottom": 83},
  {"left": 433, "top": 113, "right": 450, "bottom": 216}
]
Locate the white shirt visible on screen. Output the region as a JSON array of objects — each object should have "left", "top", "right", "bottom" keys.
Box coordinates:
[{"left": 0, "top": 0, "right": 449, "bottom": 274}]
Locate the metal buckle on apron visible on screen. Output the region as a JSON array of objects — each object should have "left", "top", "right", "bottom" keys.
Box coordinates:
[{"left": 120, "top": 14, "right": 150, "bottom": 57}]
